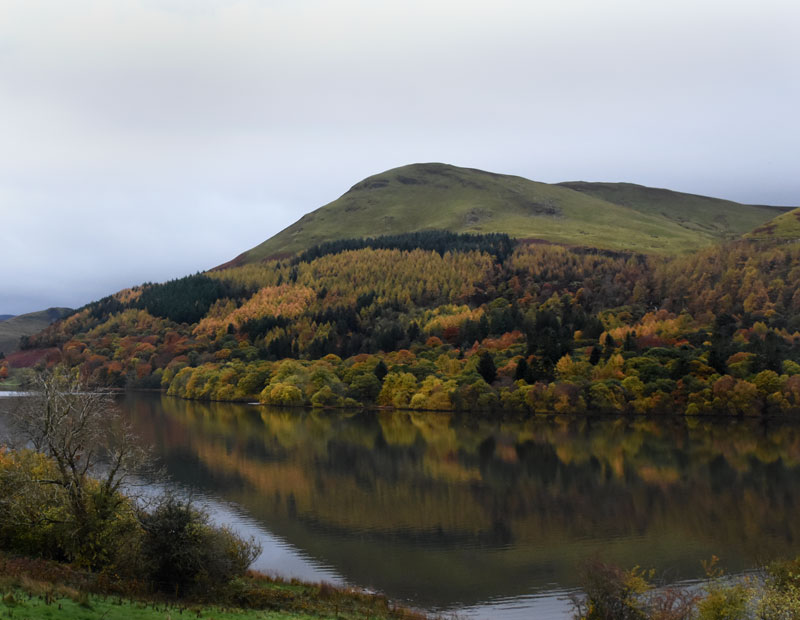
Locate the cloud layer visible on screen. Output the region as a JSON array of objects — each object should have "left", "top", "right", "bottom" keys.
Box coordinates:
[{"left": 1, "top": 0, "right": 798, "bottom": 313}]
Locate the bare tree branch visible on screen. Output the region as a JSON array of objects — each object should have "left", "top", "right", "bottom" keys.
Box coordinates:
[{"left": 6, "top": 368, "right": 150, "bottom": 552}]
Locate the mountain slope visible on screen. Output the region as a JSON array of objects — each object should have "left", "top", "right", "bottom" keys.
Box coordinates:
[
  {"left": 0, "top": 307, "right": 72, "bottom": 356},
  {"left": 233, "top": 163, "right": 789, "bottom": 264},
  {"left": 745, "top": 207, "right": 800, "bottom": 241},
  {"left": 558, "top": 181, "right": 790, "bottom": 240}
]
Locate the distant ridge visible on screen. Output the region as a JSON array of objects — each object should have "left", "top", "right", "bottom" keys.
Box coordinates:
[
  {"left": 557, "top": 181, "right": 790, "bottom": 239},
  {"left": 230, "top": 163, "right": 790, "bottom": 265},
  {"left": 0, "top": 307, "right": 72, "bottom": 356}
]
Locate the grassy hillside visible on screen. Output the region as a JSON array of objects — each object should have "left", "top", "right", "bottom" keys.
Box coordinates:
[
  {"left": 559, "top": 181, "right": 790, "bottom": 239},
  {"left": 746, "top": 207, "right": 800, "bottom": 240},
  {"left": 233, "top": 163, "right": 787, "bottom": 264},
  {"left": 0, "top": 307, "right": 72, "bottom": 356}
]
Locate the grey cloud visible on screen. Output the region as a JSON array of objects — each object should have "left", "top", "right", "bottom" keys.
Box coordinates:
[{"left": 0, "top": 0, "right": 798, "bottom": 314}]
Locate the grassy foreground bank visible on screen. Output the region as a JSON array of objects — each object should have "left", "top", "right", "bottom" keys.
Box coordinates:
[{"left": 0, "top": 554, "right": 427, "bottom": 620}]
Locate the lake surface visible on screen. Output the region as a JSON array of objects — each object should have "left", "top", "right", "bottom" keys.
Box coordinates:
[{"left": 5, "top": 392, "right": 800, "bottom": 618}]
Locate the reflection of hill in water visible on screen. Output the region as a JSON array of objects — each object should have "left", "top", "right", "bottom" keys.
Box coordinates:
[{"left": 124, "top": 394, "right": 800, "bottom": 607}]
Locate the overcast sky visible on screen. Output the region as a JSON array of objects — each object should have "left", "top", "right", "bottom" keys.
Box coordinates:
[{"left": 1, "top": 0, "right": 798, "bottom": 315}]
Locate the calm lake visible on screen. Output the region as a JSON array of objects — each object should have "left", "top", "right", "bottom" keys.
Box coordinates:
[{"left": 5, "top": 392, "right": 800, "bottom": 618}]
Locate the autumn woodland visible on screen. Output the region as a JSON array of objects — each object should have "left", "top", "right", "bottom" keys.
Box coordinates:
[{"left": 5, "top": 230, "right": 800, "bottom": 418}]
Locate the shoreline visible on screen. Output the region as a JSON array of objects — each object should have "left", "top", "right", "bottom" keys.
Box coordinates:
[{"left": 0, "top": 552, "right": 431, "bottom": 620}]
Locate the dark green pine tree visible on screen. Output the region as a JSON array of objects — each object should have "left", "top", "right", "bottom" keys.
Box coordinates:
[
  {"left": 514, "top": 357, "right": 529, "bottom": 382},
  {"left": 603, "top": 334, "right": 617, "bottom": 359},
  {"left": 374, "top": 360, "right": 388, "bottom": 382},
  {"left": 477, "top": 351, "right": 497, "bottom": 384}
]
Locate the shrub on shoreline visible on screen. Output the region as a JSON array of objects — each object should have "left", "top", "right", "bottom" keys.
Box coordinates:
[{"left": 572, "top": 556, "right": 800, "bottom": 620}]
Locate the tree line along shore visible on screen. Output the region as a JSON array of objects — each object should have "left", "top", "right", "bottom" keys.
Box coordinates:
[{"left": 3, "top": 233, "right": 799, "bottom": 416}]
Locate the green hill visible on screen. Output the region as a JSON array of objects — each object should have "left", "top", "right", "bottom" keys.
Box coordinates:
[
  {"left": 745, "top": 207, "right": 800, "bottom": 241},
  {"left": 0, "top": 307, "right": 72, "bottom": 357},
  {"left": 558, "top": 181, "right": 790, "bottom": 240},
  {"left": 231, "top": 163, "right": 789, "bottom": 264}
]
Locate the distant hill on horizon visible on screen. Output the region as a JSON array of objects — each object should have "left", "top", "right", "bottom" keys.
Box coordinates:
[
  {"left": 227, "top": 163, "right": 792, "bottom": 265},
  {"left": 0, "top": 315, "right": 15, "bottom": 323},
  {"left": 0, "top": 308, "right": 72, "bottom": 357}
]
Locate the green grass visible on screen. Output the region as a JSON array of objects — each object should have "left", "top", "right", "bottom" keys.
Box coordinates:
[
  {"left": 0, "top": 589, "right": 311, "bottom": 619},
  {"left": 0, "top": 555, "right": 427, "bottom": 620},
  {"left": 0, "top": 308, "right": 71, "bottom": 357},
  {"left": 558, "top": 180, "right": 790, "bottom": 241},
  {"left": 0, "top": 368, "right": 32, "bottom": 391},
  {"left": 745, "top": 207, "right": 800, "bottom": 240},
  {"left": 232, "top": 163, "right": 789, "bottom": 264}
]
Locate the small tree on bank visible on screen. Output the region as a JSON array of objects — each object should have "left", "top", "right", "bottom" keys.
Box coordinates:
[
  {"left": 1, "top": 368, "right": 262, "bottom": 589},
  {"left": 6, "top": 368, "right": 147, "bottom": 566}
]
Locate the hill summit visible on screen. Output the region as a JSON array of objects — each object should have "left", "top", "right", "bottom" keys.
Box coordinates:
[{"left": 230, "top": 163, "right": 789, "bottom": 265}]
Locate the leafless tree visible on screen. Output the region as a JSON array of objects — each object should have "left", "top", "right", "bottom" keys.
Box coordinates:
[{"left": 5, "top": 368, "right": 148, "bottom": 549}]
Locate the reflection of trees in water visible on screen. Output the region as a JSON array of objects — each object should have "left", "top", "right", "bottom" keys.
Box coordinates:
[{"left": 124, "top": 394, "right": 800, "bottom": 576}]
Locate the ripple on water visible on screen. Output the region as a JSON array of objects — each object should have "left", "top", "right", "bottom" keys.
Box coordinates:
[{"left": 447, "top": 589, "right": 577, "bottom": 620}]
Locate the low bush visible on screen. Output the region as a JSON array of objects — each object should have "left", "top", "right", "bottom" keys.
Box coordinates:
[
  {"left": 1, "top": 447, "right": 261, "bottom": 598},
  {"left": 696, "top": 582, "right": 750, "bottom": 620},
  {"left": 572, "top": 557, "right": 765, "bottom": 620},
  {"left": 138, "top": 494, "right": 261, "bottom": 597},
  {"left": 572, "top": 559, "right": 652, "bottom": 620}
]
